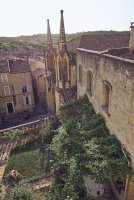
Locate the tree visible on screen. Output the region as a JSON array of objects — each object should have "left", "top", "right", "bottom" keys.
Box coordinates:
[
  {"left": 45, "top": 95, "right": 131, "bottom": 200},
  {"left": 4, "top": 185, "right": 42, "bottom": 200}
]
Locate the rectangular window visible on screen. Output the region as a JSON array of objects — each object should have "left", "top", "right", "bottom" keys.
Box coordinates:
[
  {"left": 26, "top": 83, "right": 30, "bottom": 92},
  {"left": 26, "top": 96, "right": 29, "bottom": 105},
  {"left": 23, "top": 96, "right": 32, "bottom": 106},
  {"left": 21, "top": 83, "right": 30, "bottom": 93},
  {"left": 28, "top": 96, "right": 32, "bottom": 105},
  {"left": 1, "top": 74, "right": 8, "bottom": 82},
  {"left": 22, "top": 85, "right": 27, "bottom": 93},
  {"left": 3, "top": 86, "right": 10, "bottom": 96}
]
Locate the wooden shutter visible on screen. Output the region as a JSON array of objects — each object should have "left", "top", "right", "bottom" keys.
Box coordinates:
[
  {"left": 23, "top": 96, "right": 26, "bottom": 106},
  {"left": 28, "top": 96, "right": 32, "bottom": 105}
]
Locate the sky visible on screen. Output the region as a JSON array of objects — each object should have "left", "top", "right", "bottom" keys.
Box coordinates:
[{"left": 0, "top": 0, "right": 134, "bottom": 37}]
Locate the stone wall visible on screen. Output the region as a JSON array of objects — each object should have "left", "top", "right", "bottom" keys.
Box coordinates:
[
  {"left": 77, "top": 48, "right": 134, "bottom": 168},
  {"left": 10, "top": 72, "right": 35, "bottom": 113},
  {"left": 0, "top": 72, "right": 35, "bottom": 115}
]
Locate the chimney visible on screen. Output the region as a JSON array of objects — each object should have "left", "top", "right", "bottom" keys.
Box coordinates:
[
  {"left": 59, "top": 10, "right": 67, "bottom": 51},
  {"left": 47, "top": 19, "right": 53, "bottom": 49},
  {"left": 129, "top": 22, "right": 134, "bottom": 51}
]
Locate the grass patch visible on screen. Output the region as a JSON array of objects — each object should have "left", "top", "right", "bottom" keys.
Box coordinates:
[{"left": 4, "top": 140, "right": 46, "bottom": 180}]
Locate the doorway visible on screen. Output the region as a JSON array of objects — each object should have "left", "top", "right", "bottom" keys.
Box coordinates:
[{"left": 6, "top": 102, "right": 14, "bottom": 114}]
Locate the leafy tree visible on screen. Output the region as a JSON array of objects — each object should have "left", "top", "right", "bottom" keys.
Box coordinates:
[
  {"left": 4, "top": 185, "right": 42, "bottom": 200},
  {"left": 84, "top": 135, "right": 131, "bottom": 183},
  {"left": 59, "top": 94, "right": 94, "bottom": 124},
  {"left": 44, "top": 95, "right": 131, "bottom": 200}
]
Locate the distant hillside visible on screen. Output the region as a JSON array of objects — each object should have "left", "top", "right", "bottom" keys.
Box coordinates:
[
  {"left": 0, "top": 30, "right": 129, "bottom": 46},
  {"left": 0, "top": 30, "right": 130, "bottom": 59}
]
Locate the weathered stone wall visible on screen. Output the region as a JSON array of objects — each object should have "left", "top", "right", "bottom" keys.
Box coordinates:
[
  {"left": 0, "top": 72, "right": 35, "bottom": 115},
  {"left": 0, "top": 73, "right": 13, "bottom": 114},
  {"left": 70, "top": 65, "right": 77, "bottom": 87},
  {"left": 10, "top": 72, "right": 35, "bottom": 113},
  {"left": 29, "top": 59, "right": 45, "bottom": 74},
  {"left": 77, "top": 48, "right": 134, "bottom": 168}
]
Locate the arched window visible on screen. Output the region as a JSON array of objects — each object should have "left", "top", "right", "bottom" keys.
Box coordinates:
[
  {"left": 103, "top": 84, "right": 109, "bottom": 107},
  {"left": 102, "top": 80, "right": 112, "bottom": 113},
  {"left": 87, "top": 71, "right": 92, "bottom": 94}
]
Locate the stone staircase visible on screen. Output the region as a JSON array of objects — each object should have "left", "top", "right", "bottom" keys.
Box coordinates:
[
  {"left": 0, "top": 142, "right": 14, "bottom": 180},
  {"left": 0, "top": 142, "right": 13, "bottom": 162}
]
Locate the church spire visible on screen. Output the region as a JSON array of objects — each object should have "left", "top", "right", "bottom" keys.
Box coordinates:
[
  {"left": 59, "top": 10, "right": 67, "bottom": 51},
  {"left": 47, "top": 19, "right": 53, "bottom": 49}
]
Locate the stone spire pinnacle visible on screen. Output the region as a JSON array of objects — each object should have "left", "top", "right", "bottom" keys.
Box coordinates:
[
  {"left": 47, "top": 19, "right": 53, "bottom": 49},
  {"left": 59, "top": 10, "right": 67, "bottom": 51}
]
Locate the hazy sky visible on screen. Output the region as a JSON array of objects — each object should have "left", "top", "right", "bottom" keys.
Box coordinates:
[{"left": 0, "top": 0, "right": 134, "bottom": 37}]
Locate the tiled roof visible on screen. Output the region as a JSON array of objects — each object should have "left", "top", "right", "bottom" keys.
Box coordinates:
[
  {"left": 0, "top": 60, "right": 9, "bottom": 73},
  {"left": 0, "top": 46, "right": 45, "bottom": 59},
  {"left": 67, "top": 36, "right": 82, "bottom": 53},
  {"left": 67, "top": 34, "right": 130, "bottom": 52},
  {"left": 9, "top": 59, "right": 30, "bottom": 73},
  {"left": 0, "top": 59, "right": 30, "bottom": 73},
  {"left": 104, "top": 47, "right": 134, "bottom": 60}
]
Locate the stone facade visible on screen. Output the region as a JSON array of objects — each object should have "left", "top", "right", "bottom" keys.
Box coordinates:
[
  {"left": 0, "top": 59, "right": 35, "bottom": 119},
  {"left": 29, "top": 58, "right": 46, "bottom": 108},
  {"left": 44, "top": 11, "right": 77, "bottom": 115},
  {"left": 77, "top": 48, "right": 134, "bottom": 200}
]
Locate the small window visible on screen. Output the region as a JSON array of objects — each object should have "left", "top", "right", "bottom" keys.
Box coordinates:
[
  {"left": 79, "top": 65, "right": 83, "bottom": 85},
  {"left": 23, "top": 96, "right": 32, "bottom": 106},
  {"left": 3, "top": 86, "right": 10, "bottom": 96},
  {"left": 26, "top": 96, "right": 29, "bottom": 105},
  {"left": 21, "top": 83, "right": 30, "bottom": 93},
  {"left": 102, "top": 80, "right": 112, "bottom": 114},
  {"left": 1, "top": 74, "right": 8, "bottom": 82},
  {"left": 87, "top": 71, "right": 92, "bottom": 94},
  {"left": 103, "top": 84, "right": 110, "bottom": 108},
  {"left": 22, "top": 85, "right": 27, "bottom": 93}
]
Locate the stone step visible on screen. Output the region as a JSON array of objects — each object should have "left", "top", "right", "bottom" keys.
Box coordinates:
[{"left": 0, "top": 142, "right": 13, "bottom": 161}]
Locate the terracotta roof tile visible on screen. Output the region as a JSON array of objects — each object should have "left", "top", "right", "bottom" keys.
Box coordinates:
[
  {"left": 0, "top": 59, "right": 30, "bottom": 73},
  {"left": 67, "top": 34, "right": 130, "bottom": 52},
  {"left": 0, "top": 60, "right": 9, "bottom": 73},
  {"left": 9, "top": 59, "right": 30, "bottom": 73}
]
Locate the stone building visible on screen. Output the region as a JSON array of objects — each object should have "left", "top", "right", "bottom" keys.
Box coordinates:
[
  {"left": 0, "top": 58, "right": 35, "bottom": 121},
  {"left": 67, "top": 32, "right": 130, "bottom": 53},
  {"left": 44, "top": 10, "right": 77, "bottom": 114},
  {"left": 77, "top": 23, "right": 134, "bottom": 200},
  {"left": 28, "top": 58, "right": 46, "bottom": 109}
]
